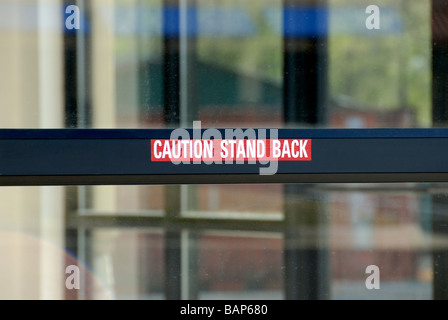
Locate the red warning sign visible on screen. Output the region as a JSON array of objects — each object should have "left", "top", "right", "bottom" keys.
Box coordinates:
[{"left": 151, "top": 139, "right": 312, "bottom": 162}]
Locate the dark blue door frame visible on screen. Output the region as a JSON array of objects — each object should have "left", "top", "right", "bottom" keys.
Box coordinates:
[{"left": 0, "top": 128, "right": 448, "bottom": 185}]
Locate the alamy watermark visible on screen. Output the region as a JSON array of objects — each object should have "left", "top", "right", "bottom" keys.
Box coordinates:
[
  {"left": 365, "top": 264, "right": 380, "bottom": 289},
  {"left": 65, "top": 265, "right": 80, "bottom": 290},
  {"left": 65, "top": 5, "right": 80, "bottom": 30},
  {"left": 168, "top": 121, "right": 280, "bottom": 175}
]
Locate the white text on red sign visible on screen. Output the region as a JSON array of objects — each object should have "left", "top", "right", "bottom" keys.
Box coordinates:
[{"left": 151, "top": 139, "right": 312, "bottom": 162}]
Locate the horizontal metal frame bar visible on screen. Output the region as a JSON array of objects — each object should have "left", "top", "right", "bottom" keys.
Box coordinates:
[{"left": 1, "top": 128, "right": 448, "bottom": 185}]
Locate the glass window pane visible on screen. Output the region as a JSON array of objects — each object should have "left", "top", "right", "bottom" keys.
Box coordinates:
[{"left": 1, "top": 0, "right": 448, "bottom": 301}]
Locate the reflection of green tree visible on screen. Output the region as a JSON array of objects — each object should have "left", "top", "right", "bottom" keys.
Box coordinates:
[
  {"left": 330, "top": 35, "right": 402, "bottom": 107},
  {"left": 329, "top": 0, "right": 431, "bottom": 126},
  {"left": 198, "top": 0, "right": 431, "bottom": 126},
  {"left": 198, "top": 0, "right": 283, "bottom": 85}
]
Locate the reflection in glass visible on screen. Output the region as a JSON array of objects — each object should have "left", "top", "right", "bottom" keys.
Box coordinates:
[{"left": 0, "top": 0, "right": 445, "bottom": 300}]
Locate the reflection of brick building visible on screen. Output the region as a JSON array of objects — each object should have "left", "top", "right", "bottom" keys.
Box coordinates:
[
  {"left": 330, "top": 103, "right": 415, "bottom": 128},
  {"left": 198, "top": 235, "right": 283, "bottom": 291},
  {"left": 330, "top": 191, "right": 423, "bottom": 281}
]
